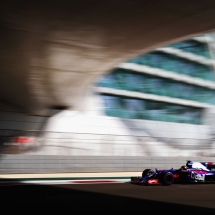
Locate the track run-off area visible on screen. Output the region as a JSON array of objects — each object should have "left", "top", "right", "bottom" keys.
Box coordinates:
[{"left": 1, "top": 181, "right": 215, "bottom": 213}]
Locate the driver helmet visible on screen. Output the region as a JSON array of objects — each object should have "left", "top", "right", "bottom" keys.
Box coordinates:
[{"left": 186, "top": 161, "right": 193, "bottom": 168}]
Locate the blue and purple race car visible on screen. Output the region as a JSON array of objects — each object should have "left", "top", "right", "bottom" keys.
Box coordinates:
[{"left": 130, "top": 160, "right": 215, "bottom": 186}]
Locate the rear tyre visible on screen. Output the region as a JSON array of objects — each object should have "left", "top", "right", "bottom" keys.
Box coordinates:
[{"left": 142, "top": 169, "right": 155, "bottom": 177}]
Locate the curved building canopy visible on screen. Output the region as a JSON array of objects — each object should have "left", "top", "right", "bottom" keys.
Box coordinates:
[{"left": 1, "top": 0, "right": 215, "bottom": 115}]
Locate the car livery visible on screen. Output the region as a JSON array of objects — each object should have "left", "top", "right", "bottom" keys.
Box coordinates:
[{"left": 130, "top": 160, "right": 215, "bottom": 186}]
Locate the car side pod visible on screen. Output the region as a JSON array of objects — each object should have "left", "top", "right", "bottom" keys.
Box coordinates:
[{"left": 159, "top": 172, "right": 174, "bottom": 186}]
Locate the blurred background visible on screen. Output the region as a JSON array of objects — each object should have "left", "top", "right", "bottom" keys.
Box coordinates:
[
  {"left": 1, "top": 34, "right": 215, "bottom": 158},
  {"left": 1, "top": 1, "right": 215, "bottom": 173}
]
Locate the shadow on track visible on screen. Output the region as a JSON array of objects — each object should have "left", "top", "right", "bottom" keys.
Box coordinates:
[{"left": 1, "top": 184, "right": 215, "bottom": 213}]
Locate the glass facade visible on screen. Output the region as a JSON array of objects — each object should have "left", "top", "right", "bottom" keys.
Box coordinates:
[
  {"left": 96, "top": 69, "right": 215, "bottom": 105},
  {"left": 101, "top": 94, "right": 202, "bottom": 124},
  {"left": 167, "top": 39, "right": 211, "bottom": 59},
  {"left": 127, "top": 51, "right": 215, "bottom": 81},
  {"left": 95, "top": 37, "right": 215, "bottom": 125}
]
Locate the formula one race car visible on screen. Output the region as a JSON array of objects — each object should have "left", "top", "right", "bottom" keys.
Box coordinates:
[{"left": 130, "top": 160, "right": 215, "bottom": 186}]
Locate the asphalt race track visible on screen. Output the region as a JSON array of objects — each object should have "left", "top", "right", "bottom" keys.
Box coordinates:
[{"left": 1, "top": 182, "right": 215, "bottom": 213}]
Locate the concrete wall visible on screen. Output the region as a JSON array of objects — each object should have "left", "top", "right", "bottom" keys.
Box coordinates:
[{"left": 1, "top": 155, "right": 215, "bottom": 174}]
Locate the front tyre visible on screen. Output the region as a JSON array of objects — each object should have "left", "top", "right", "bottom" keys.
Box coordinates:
[
  {"left": 142, "top": 169, "right": 155, "bottom": 177},
  {"left": 160, "top": 172, "right": 174, "bottom": 186}
]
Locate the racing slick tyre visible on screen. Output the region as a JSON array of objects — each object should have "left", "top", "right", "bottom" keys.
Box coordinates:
[
  {"left": 142, "top": 169, "right": 155, "bottom": 177},
  {"left": 160, "top": 172, "right": 174, "bottom": 186}
]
